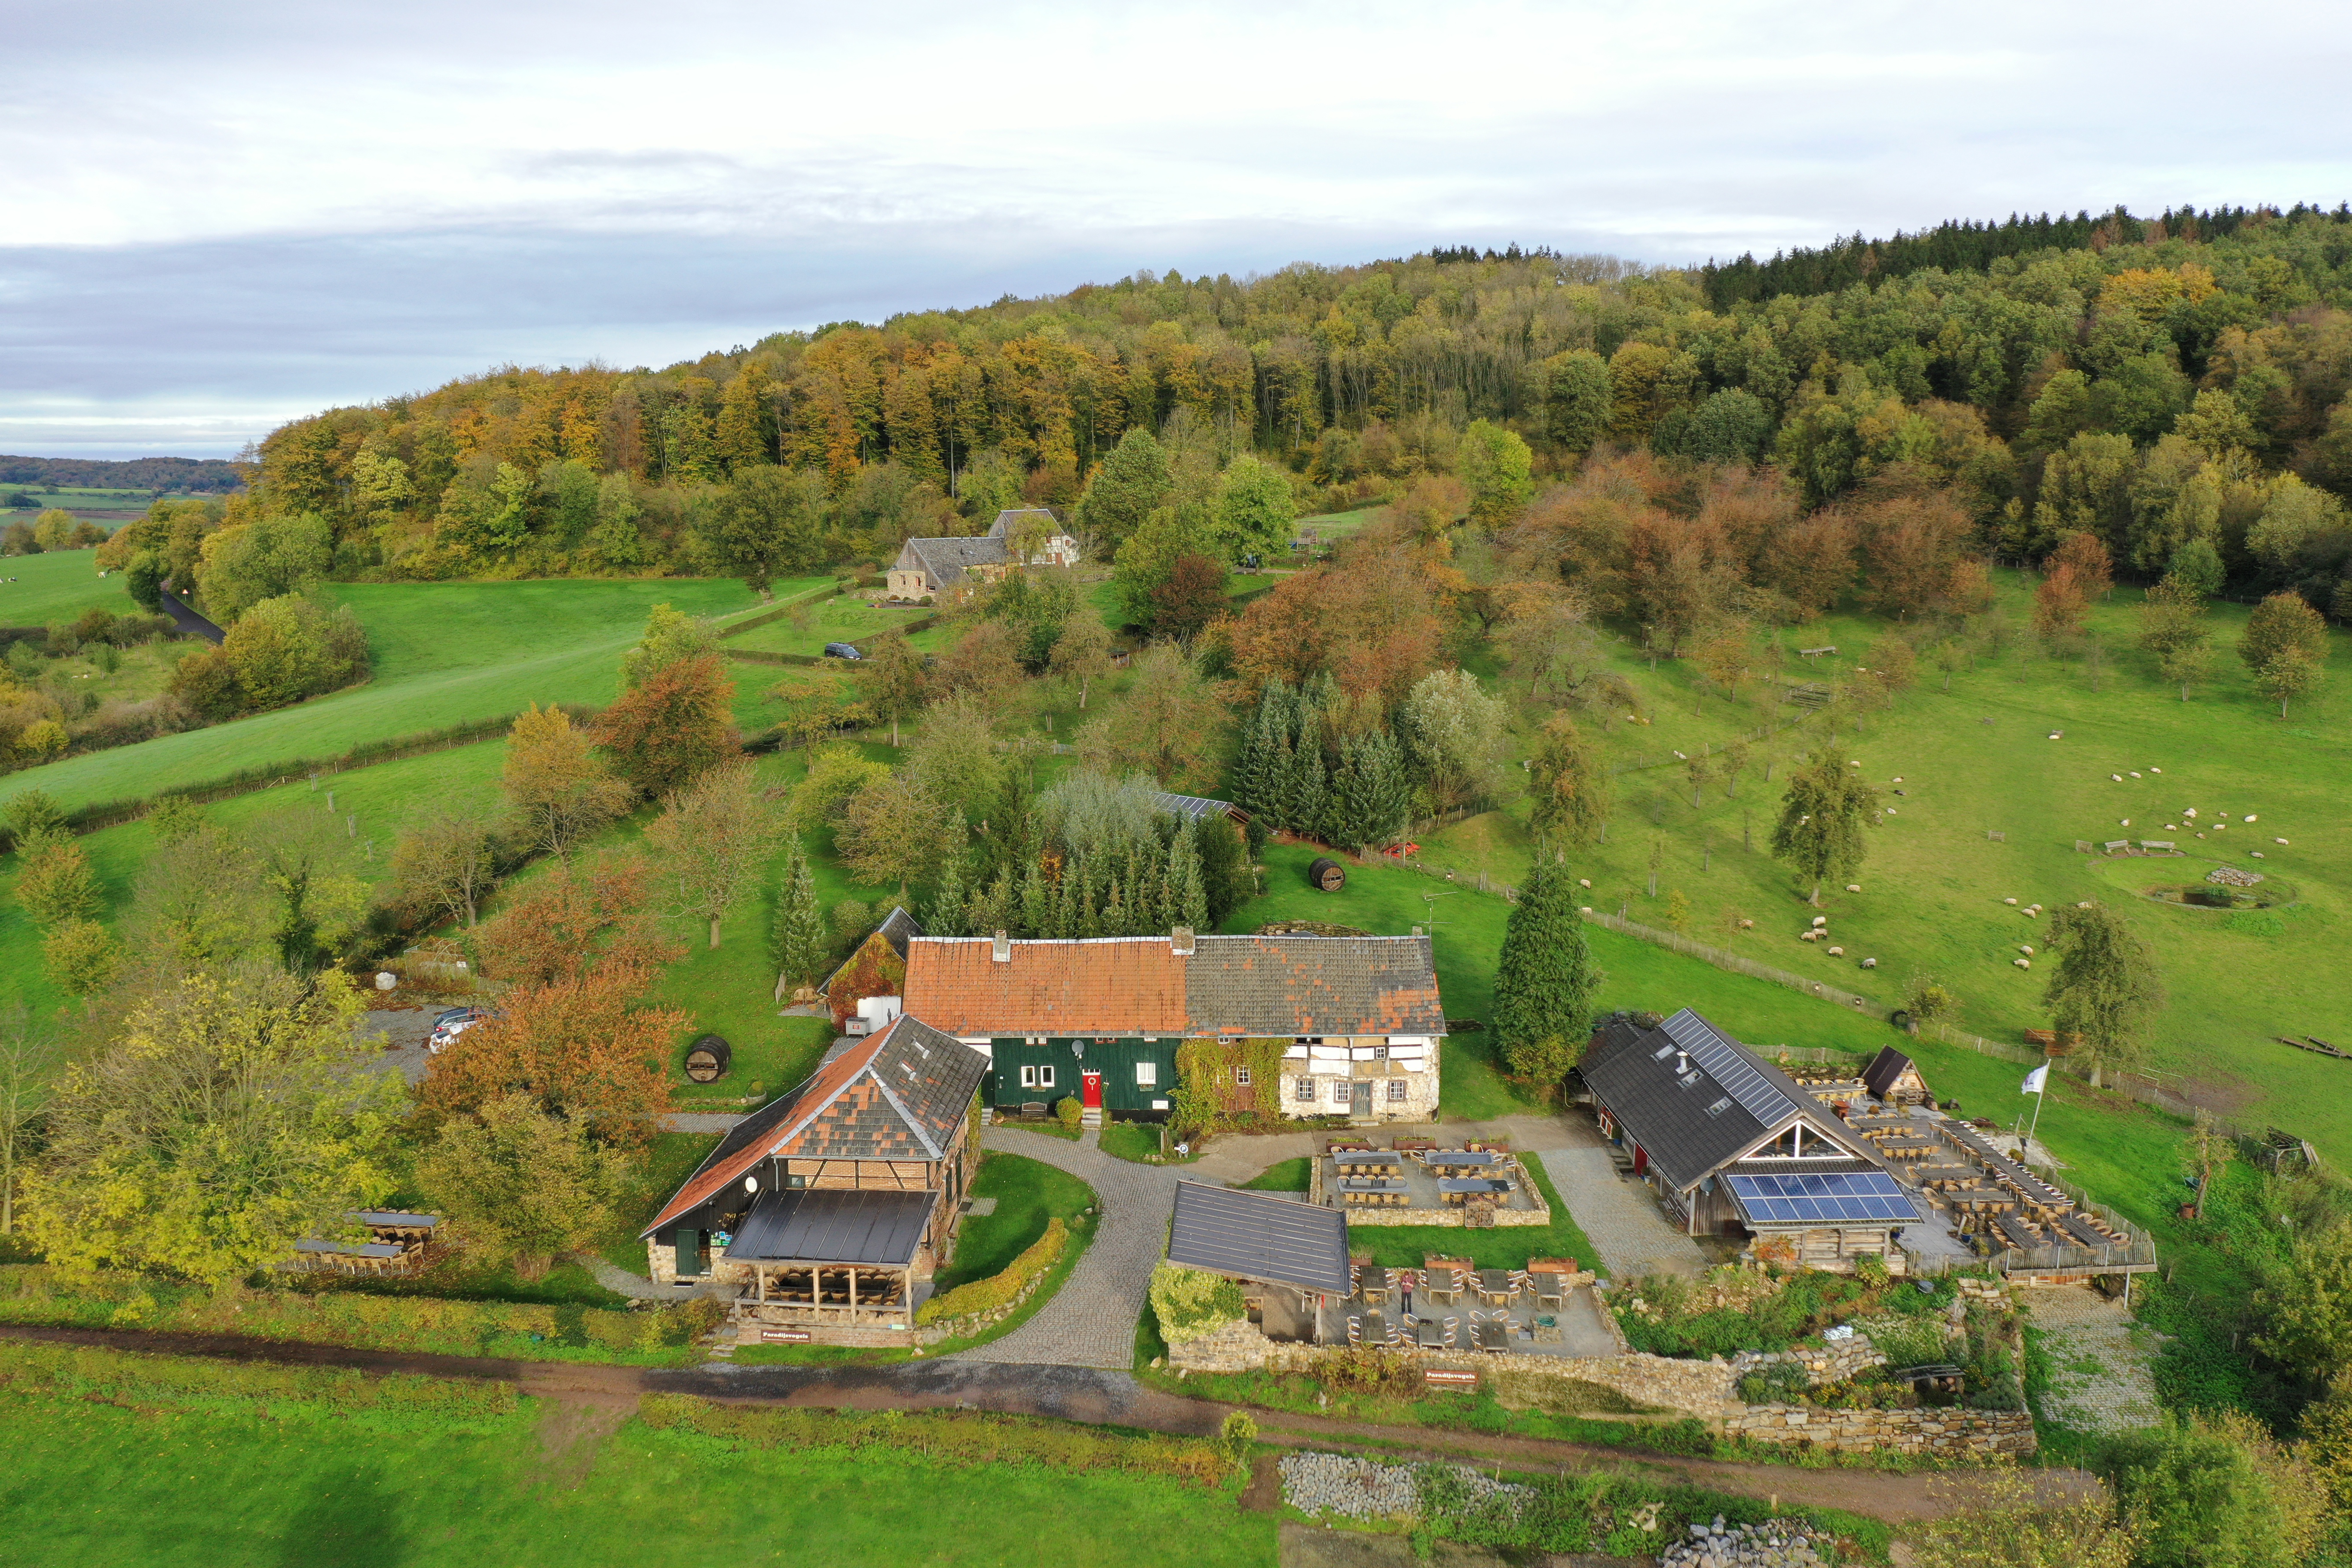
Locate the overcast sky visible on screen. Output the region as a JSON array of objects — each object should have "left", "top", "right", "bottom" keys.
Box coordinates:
[{"left": 4, "top": 0, "right": 2345, "bottom": 459}]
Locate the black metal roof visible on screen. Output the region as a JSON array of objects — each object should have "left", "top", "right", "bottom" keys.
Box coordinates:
[
  {"left": 1862, "top": 1046, "right": 1917, "bottom": 1099},
  {"left": 1166, "top": 1181, "right": 1351, "bottom": 1294},
  {"left": 1581, "top": 1008, "right": 1872, "bottom": 1194},
  {"left": 723, "top": 1187, "right": 937, "bottom": 1266}
]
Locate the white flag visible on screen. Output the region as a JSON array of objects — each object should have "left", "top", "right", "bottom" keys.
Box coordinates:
[{"left": 2021, "top": 1063, "right": 2049, "bottom": 1096}]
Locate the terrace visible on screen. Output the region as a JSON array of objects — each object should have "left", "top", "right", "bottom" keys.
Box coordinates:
[
  {"left": 1306, "top": 1137, "right": 1550, "bottom": 1228},
  {"left": 1312, "top": 1255, "right": 1618, "bottom": 1359}
]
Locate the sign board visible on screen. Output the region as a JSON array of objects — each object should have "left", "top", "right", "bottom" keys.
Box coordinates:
[
  {"left": 1423, "top": 1369, "right": 1479, "bottom": 1390},
  {"left": 761, "top": 1327, "right": 812, "bottom": 1343}
]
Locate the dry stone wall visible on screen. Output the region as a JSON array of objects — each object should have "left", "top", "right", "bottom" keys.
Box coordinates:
[{"left": 1723, "top": 1404, "right": 2036, "bottom": 1456}]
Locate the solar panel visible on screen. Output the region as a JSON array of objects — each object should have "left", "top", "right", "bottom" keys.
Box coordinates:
[
  {"left": 1724, "top": 1170, "right": 1919, "bottom": 1225},
  {"left": 1660, "top": 1009, "right": 1798, "bottom": 1126}
]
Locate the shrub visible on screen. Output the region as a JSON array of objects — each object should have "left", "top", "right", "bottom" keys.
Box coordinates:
[
  {"left": 1853, "top": 1252, "right": 1890, "bottom": 1288},
  {"left": 1148, "top": 1262, "right": 1246, "bottom": 1344},
  {"left": 168, "top": 644, "right": 247, "bottom": 720},
  {"left": 916, "top": 1218, "right": 1067, "bottom": 1326},
  {"left": 1736, "top": 1359, "right": 1812, "bottom": 1405},
  {"left": 1055, "top": 1095, "right": 1083, "bottom": 1130}
]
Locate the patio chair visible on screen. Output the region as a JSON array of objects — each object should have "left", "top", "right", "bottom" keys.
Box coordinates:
[
  {"left": 1443, "top": 1315, "right": 1460, "bottom": 1347},
  {"left": 1345, "top": 1315, "right": 1364, "bottom": 1346}
]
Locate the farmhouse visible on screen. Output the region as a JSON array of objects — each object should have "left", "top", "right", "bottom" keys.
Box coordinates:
[
  {"left": 884, "top": 507, "right": 1078, "bottom": 600},
  {"left": 639, "top": 1014, "right": 988, "bottom": 1346},
  {"left": 1582, "top": 1008, "right": 1923, "bottom": 1272},
  {"left": 898, "top": 927, "right": 1444, "bottom": 1124}
]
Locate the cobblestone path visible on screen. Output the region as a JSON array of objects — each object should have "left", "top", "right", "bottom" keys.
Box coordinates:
[
  {"left": 2022, "top": 1285, "right": 2163, "bottom": 1436},
  {"left": 1506, "top": 1115, "right": 1706, "bottom": 1281},
  {"left": 954, "top": 1125, "right": 1182, "bottom": 1369}
]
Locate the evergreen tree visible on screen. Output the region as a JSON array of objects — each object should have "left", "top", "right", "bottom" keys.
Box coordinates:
[
  {"left": 770, "top": 840, "right": 828, "bottom": 1001},
  {"left": 1491, "top": 857, "right": 1604, "bottom": 1075},
  {"left": 1168, "top": 818, "right": 1210, "bottom": 931},
  {"left": 926, "top": 854, "right": 970, "bottom": 938},
  {"left": 1019, "top": 862, "right": 1051, "bottom": 937},
  {"left": 1332, "top": 732, "right": 1412, "bottom": 850}
]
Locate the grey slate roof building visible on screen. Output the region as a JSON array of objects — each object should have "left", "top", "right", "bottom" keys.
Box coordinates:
[
  {"left": 896, "top": 534, "right": 1008, "bottom": 589},
  {"left": 1580, "top": 1008, "right": 1920, "bottom": 1256},
  {"left": 1167, "top": 1181, "right": 1351, "bottom": 1295},
  {"left": 887, "top": 508, "right": 1077, "bottom": 596}
]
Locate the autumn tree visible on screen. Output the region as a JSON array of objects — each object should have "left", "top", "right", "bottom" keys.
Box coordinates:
[
  {"left": 391, "top": 808, "right": 498, "bottom": 927},
  {"left": 1770, "top": 754, "right": 1879, "bottom": 904},
  {"left": 704, "top": 465, "right": 828, "bottom": 596},
  {"left": 642, "top": 762, "right": 781, "bottom": 948},
  {"left": 2043, "top": 902, "right": 2164, "bottom": 1088},
  {"left": 1525, "top": 714, "right": 1608, "bottom": 847},
  {"left": 787, "top": 743, "right": 891, "bottom": 833},
  {"left": 837, "top": 772, "right": 960, "bottom": 896},
  {"left": 932, "top": 621, "right": 1024, "bottom": 704},
  {"left": 619, "top": 602, "right": 721, "bottom": 690},
  {"left": 864, "top": 631, "right": 928, "bottom": 746},
  {"left": 1150, "top": 553, "right": 1229, "bottom": 637},
  {"left": 1908, "top": 1472, "right": 2138, "bottom": 1568},
  {"left": 119, "top": 823, "right": 277, "bottom": 972},
  {"left": 2033, "top": 562, "right": 2090, "bottom": 641},
  {"left": 2138, "top": 579, "right": 2211, "bottom": 700},
  {"left": 43, "top": 919, "right": 120, "bottom": 999},
  {"left": 416, "top": 1093, "right": 637, "bottom": 1279},
  {"left": 12, "top": 831, "right": 100, "bottom": 929},
  {"left": 421, "top": 969, "right": 686, "bottom": 1148},
  {"left": 2240, "top": 590, "right": 2328, "bottom": 676},
  {"left": 2256, "top": 644, "right": 2324, "bottom": 717},
  {"left": 1073, "top": 643, "right": 1230, "bottom": 788},
  {"left": 2049, "top": 530, "right": 2114, "bottom": 598},
  {"left": 23, "top": 968, "right": 401, "bottom": 1286},
  {"left": 1072, "top": 427, "right": 1172, "bottom": 553},
  {"left": 0, "top": 1010, "right": 52, "bottom": 1233},
  {"left": 1758, "top": 510, "right": 1856, "bottom": 619},
  {"left": 502, "top": 703, "right": 632, "bottom": 860},
  {"left": 1047, "top": 611, "right": 1113, "bottom": 708},
  {"left": 904, "top": 693, "right": 1006, "bottom": 823},
  {"left": 1458, "top": 420, "right": 1535, "bottom": 525},
  {"left": 595, "top": 652, "right": 738, "bottom": 798},
  {"left": 1211, "top": 453, "right": 1295, "bottom": 564},
  {"left": 1857, "top": 493, "right": 1969, "bottom": 618}
]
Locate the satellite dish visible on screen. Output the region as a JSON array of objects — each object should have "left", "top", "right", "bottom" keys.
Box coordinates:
[{"left": 742, "top": 1175, "right": 759, "bottom": 1194}]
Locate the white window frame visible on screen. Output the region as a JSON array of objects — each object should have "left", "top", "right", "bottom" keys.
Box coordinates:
[
  {"left": 1134, "top": 1061, "right": 1157, "bottom": 1087},
  {"left": 1234, "top": 1066, "right": 1252, "bottom": 1087},
  {"left": 1020, "top": 1063, "right": 1055, "bottom": 1090},
  {"left": 1330, "top": 1080, "right": 1354, "bottom": 1106},
  {"left": 1295, "top": 1076, "right": 1317, "bottom": 1103}
]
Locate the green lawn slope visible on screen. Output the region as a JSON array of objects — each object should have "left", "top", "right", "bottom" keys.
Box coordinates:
[{"left": 0, "top": 549, "right": 136, "bottom": 628}]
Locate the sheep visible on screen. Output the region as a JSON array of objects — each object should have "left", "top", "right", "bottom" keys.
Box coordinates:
[
  {"left": 2245, "top": 814, "right": 2259, "bottom": 823},
  {"left": 2019, "top": 945, "right": 2034, "bottom": 956},
  {"left": 1827, "top": 946, "right": 1845, "bottom": 956},
  {"left": 1812, "top": 915, "right": 1828, "bottom": 927},
  {"left": 1861, "top": 956, "right": 1878, "bottom": 968},
  {"left": 1737, "top": 918, "right": 1755, "bottom": 929},
  {"left": 1578, "top": 878, "right": 1592, "bottom": 888},
  {"left": 2015, "top": 958, "right": 2031, "bottom": 969},
  {"left": 2277, "top": 838, "right": 2291, "bottom": 846},
  {"left": 1845, "top": 884, "right": 1862, "bottom": 893}
]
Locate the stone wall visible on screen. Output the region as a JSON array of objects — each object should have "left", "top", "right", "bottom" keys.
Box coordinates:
[
  {"left": 1723, "top": 1404, "right": 2036, "bottom": 1456},
  {"left": 1731, "top": 1334, "right": 1889, "bottom": 1387}
]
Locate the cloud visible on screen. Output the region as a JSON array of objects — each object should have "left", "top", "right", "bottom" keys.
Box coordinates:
[{"left": 4, "top": 0, "right": 2343, "bottom": 455}]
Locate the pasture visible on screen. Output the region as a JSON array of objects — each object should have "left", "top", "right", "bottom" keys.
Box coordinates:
[
  {"left": 723, "top": 595, "right": 950, "bottom": 657},
  {"left": 0, "top": 549, "right": 135, "bottom": 627}
]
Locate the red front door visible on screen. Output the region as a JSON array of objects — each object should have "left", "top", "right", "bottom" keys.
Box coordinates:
[
  {"left": 1081, "top": 1072, "right": 1103, "bottom": 1109},
  {"left": 1632, "top": 1144, "right": 1648, "bottom": 1176}
]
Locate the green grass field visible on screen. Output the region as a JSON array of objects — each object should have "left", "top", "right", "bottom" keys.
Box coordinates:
[
  {"left": 0, "top": 548, "right": 137, "bottom": 627},
  {"left": 1408, "top": 571, "right": 2352, "bottom": 1160},
  {"left": 725, "top": 596, "right": 952, "bottom": 656},
  {"left": 929, "top": 1153, "right": 1093, "bottom": 1295},
  {"left": 0, "top": 1394, "right": 1272, "bottom": 1568},
  {"left": 0, "top": 576, "right": 796, "bottom": 812}
]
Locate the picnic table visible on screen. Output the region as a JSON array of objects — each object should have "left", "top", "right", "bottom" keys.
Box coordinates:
[
  {"left": 1438, "top": 1178, "right": 1513, "bottom": 1204},
  {"left": 1995, "top": 1213, "right": 2043, "bottom": 1250},
  {"left": 1423, "top": 1151, "right": 1504, "bottom": 1171},
  {"left": 1356, "top": 1265, "right": 1392, "bottom": 1298},
  {"left": 1340, "top": 1179, "right": 1409, "bottom": 1206},
  {"left": 1413, "top": 1317, "right": 1449, "bottom": 1349},
  {"left": 1476, "top": 1269, "right": 1518, "bottom": 1304},
  {"left": 2058, "top": 1215, "right": 2115, "bottom": 1249},
  {"left": 1421, "top": 1259, "right": 1467, "bottom": 1304},
  {"left": 1474, "top": 1320, "right": 1509, "bottom": 1354},
  {"left": 1914, "top": 1164, "right": 1976, "bottom": 1187},
  {"left": 1335, "top": 1152, "right": 1404, "bottom": 1176}
]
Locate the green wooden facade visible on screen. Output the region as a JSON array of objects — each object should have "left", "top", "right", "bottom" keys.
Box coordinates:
[{"left": 986, "top": 1037, "right": 1182, "bottom": 1118}]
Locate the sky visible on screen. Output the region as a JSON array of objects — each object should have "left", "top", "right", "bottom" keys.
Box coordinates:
[{"left": 4, "top": 0, "right": 2345, "bottom": 460}]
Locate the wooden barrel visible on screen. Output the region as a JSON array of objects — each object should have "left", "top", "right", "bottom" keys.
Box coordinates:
[
  {"left": 684, "top": 1034, "right": 732, "bottom": 1083},
  {"left": 1308, "top": 857, "right": 1347, "bottom": 893}
]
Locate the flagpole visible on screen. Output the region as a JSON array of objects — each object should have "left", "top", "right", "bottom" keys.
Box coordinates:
[{"left": 2026, "top": 1081, "right": 2046, "bottom": 1151}]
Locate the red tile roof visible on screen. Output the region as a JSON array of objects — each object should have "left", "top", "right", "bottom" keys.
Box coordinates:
[{"left": 902, "top": 937, "right": 1191, "bottom": 1036}]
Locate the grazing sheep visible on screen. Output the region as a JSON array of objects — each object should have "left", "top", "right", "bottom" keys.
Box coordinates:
[
  {"left": 2004, "top": 897, "right": 2018, "bottom": 906},
  {"left": 1827, "top": 946, "right": 1844, "bottom": 956},
  {"left": 1845, "top": 884, "right": 1862, "bottom": 893},
  {"left": 2277, "top": 838, "right": 2290, "bottom": 846},
  {"left": 1861, "top": 957, "right": 1878, "bottom": 968},
  {"left": 2015, "top": 958, "right": 2031, "bottom": 969},
  {"left": 1812, "top": 915, "right": 1828, "bottom": 927},
  {"left": 2020, "top": 945, "right": 2034, "bottom": 956},
  {"left": 1737, "top": 919, "right": 1755, "bottom": 928}
]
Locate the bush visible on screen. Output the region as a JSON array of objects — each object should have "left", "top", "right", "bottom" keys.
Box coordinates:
[
  {"left": 168, "top": 644, "right": 247, "bottom": 720},
  {"left": 916, "top": 1218, "right": 1066, "bottom": 1326},
  {"left": 1147, "top": 1263, "right": 1246, "bottom": 1344},
  {"left": 1736, "top": 1359, "right": 1812, "bottom": 1405},
  {"left": 1055, "top": 1095, "right": 1083, "bottom": 1130}
]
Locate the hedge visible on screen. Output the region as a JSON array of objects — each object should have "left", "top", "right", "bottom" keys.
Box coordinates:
[
  {"left": 0, "top": 1265, "right": 722, "bottom": 1365},
  {"left": 916, "top": 1219, "right": 1065, "bottom": 1326},
  {"left": 0, "top": 1339, "right": 519, "bottom": 1432},
  {"left": 1148, "top": 1263, "right": 1246, "bottom": 1344},
  {"left": 638, "top": 1394, "right": 1232, "bottom": 1486}
]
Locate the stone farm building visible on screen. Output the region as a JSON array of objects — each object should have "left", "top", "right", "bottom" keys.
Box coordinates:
[
  {"left": 884, "top": 508, "right": 1078, "bottom": 600},
  {"left": 1581, "top": 1008, "right": 1924, "bottom": 1272},
  {"left": 639, "top": 1014, "right": 988, "bottom": 1347},
  {"left": 898, "top": 928, "right": 1445, "bottom": 1124}
]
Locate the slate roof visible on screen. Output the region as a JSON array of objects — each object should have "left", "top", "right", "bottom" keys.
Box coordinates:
[
  {"left": 899, "top": 934, "right": 1445, "bottom": 1038},
  {"left": 640, "top": 1015, "right": 986, "bottom": 1237},
  {"left": 1862, "top": 1046, "right": 1918, "bottom": 1100},
  {"left": 1580, "top": 1008, "right": 1869, "bottom": 1194},
  {"left": 1167, "top": 1181, "right": 1351, "bottom": 1294},
  {"left": 894, "top": 534, "right": 1008, "bottom": 588},
  {"left": 724, "top": 1188, "right": 937, "bottom": 1267},
  {"left": 987, "top": 507, "right": 1063, "bottom": 539}
]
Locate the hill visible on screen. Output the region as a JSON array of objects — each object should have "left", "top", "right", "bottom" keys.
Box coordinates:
[{"left": 0, "top": 453, "right": 246, "bottom": 493}]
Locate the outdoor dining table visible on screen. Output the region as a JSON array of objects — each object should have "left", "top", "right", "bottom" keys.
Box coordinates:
[
  {"left": 1362, "top": 1311, "right": 1394, "bottom": 1344},
  {"left": 1994, "top": 1213, "right": 2043, "bottom": 1250},
  {"left": 1438, "top": 1179, "right": 1512, "bottom": 1204},
  {"left": 1476, "top": 1269, "right": 1517, "bottom": 1304},
  {"left": 1335, "top": 1152, "right": 1404, "bottom": 1175},
  {"left": 1474, "top": 1320, "right": 1509, "bottom": 1354},
  {"left": 1357, "top": 1265, "right": 1393, "bottom": 1298},
  {"left": 2058, "top": 1215, "right": 2115, "bottom": 1249},
  {"left": 1413, "top": 1317, "right": 1447, "bottom": 1349},
  {"left": 1340, "top": 1179, "right": 1409, "bottom": 1205},
  {"left": 1423, "top": 1152, "right": 1504, "bottom": 1170}
]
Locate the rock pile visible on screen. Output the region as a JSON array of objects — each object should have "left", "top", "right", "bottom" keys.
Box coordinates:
[
  {"left": 1276, "top": 1453, "right": 1531, "bottom": 1522},
  {"left": 1663, "top": 1516, "right": 1829, "bottom": 1568},
  {"left": 2207, "top": 866, "right": 2265, "bottom": 888}
]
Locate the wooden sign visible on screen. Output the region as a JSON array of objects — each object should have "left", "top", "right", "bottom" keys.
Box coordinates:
[
  {"left": 1422, "top": 1369, "right": 1478, "bottom": 1390},
  {"left": 762, "top": 1327, "right": 812, "bottom": 1343}
]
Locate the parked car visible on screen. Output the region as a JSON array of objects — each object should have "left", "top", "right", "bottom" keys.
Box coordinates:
[
  {"left": 823, "top": 641, "right": 863, "bottom": 660},
  {"left": 427, "top": 1006, "right": 492, "bottom": 1054}
]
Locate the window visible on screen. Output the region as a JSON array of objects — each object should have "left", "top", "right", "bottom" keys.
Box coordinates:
[
  {"left": 1295, "top": 1077, "right": 1317, "bottom": 1103},
  {"left": 1330, "top": 1080, "right": 1353, "bottom": 1106},
  {"left": 1019, "top": 1064, "right": 1055, "bottom": 1090},
  {"left": 1134, "top": 1061, "right": 1157, "bottom": 1087},
  {"left": 1387, "top": 1079, "right": 1409, "bottom": 1102},
  {"left": 1372, "top": 1044, "right": 1388, "bottom": 1060},
  {"left": 1234, "top": 1066, "right": 1252, "bottom": 1087}
]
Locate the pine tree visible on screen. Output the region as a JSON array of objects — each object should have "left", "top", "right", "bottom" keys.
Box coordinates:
[
  {"left": 1491, "top": 858, "right": 1604, "bottom": 1074},
  {"left": 926, "top": 855, "right": 970, "bottom": 938},
  {"left": 1019, "top": 862, "right": 1051, "bottom": 937},
  {"left": 770, "top": 841, "right": 829, "bottom": 1001},
  {"left": 1168, "top": 818, "right": 1210, "bottom": 932}
]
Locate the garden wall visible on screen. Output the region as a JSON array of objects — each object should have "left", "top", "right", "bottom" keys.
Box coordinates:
[{"left": 1722, "top": 1404, "right": 2036, "bottom": 1456}]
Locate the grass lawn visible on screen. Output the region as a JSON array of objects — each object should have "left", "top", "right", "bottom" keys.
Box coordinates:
[
  {"left": 0, "top": 576, "right": 795, "bottom": 811},
  {"left": 1098, "top": 1120, "right": 1204, "bottom": 1166},
  {"left": 1343, "top": 1155, "right": 1604, "bottom": 1276},
  {"left": 0, "top": 1393, "right": 1273, "bottom": 1568},
  {"left": 930, "top": 1152, "right": 1093, "bottom": 1295},
  {"left": 0, "top": 548, "right": 139, "bottom": 627},
  {"left": 1238, "top": 1158, "right": 1311, "bottom": 1192},
  {"left": 725, "top": 595, "right": 953, "bottom": 657}
]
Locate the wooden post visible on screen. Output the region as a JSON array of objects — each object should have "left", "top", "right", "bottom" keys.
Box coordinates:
[{"left": 848, "top": 1266, "right": 858, "bottom": 1315}]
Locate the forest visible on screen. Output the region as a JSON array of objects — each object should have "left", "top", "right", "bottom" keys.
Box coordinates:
[{"left": 0, "top": 455, "right": 246, "bottom": 493}]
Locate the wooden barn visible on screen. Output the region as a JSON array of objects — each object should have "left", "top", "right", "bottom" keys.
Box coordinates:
[{"left": 1581, "top": 1009, "right": 1923, "bottom": 1273}]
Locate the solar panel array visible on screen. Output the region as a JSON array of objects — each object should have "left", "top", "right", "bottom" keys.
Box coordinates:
[
  {"left": 1724, "top": 1170, "right": 1920, "bottom": 1225},
  {"left": 1660, "top": 1009, "right": 1798, "bottom": 1126}
]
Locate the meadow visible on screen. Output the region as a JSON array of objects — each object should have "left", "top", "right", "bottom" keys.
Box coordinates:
[
  {"left": 0, "top": 548, "right": 138, "bottom": 627},
  {"left": 723, "top": 594, "right": 952, "bottom": 656},
  {"left": 0, "top": 576, "right": 796, "bottom": 811}
]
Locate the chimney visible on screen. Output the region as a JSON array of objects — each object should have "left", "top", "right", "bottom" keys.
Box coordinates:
[
  {"left": 1675, "top": 1050, "right": 1689, "bottom": 1075},
  {"left": 991, "top": 930, "right": 1011, "bottom": 963},
  {"left": 1171, "top": 925, "right": 1195, "bottom": 957}
]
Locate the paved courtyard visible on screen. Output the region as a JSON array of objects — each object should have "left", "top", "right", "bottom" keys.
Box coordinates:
[
  {"left": 2022, "top": 1284, "right": 2163, "bottom": 1436},
  {"left": 1505, "top": 1115, "right": 1707, "bottom": 1281}
]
